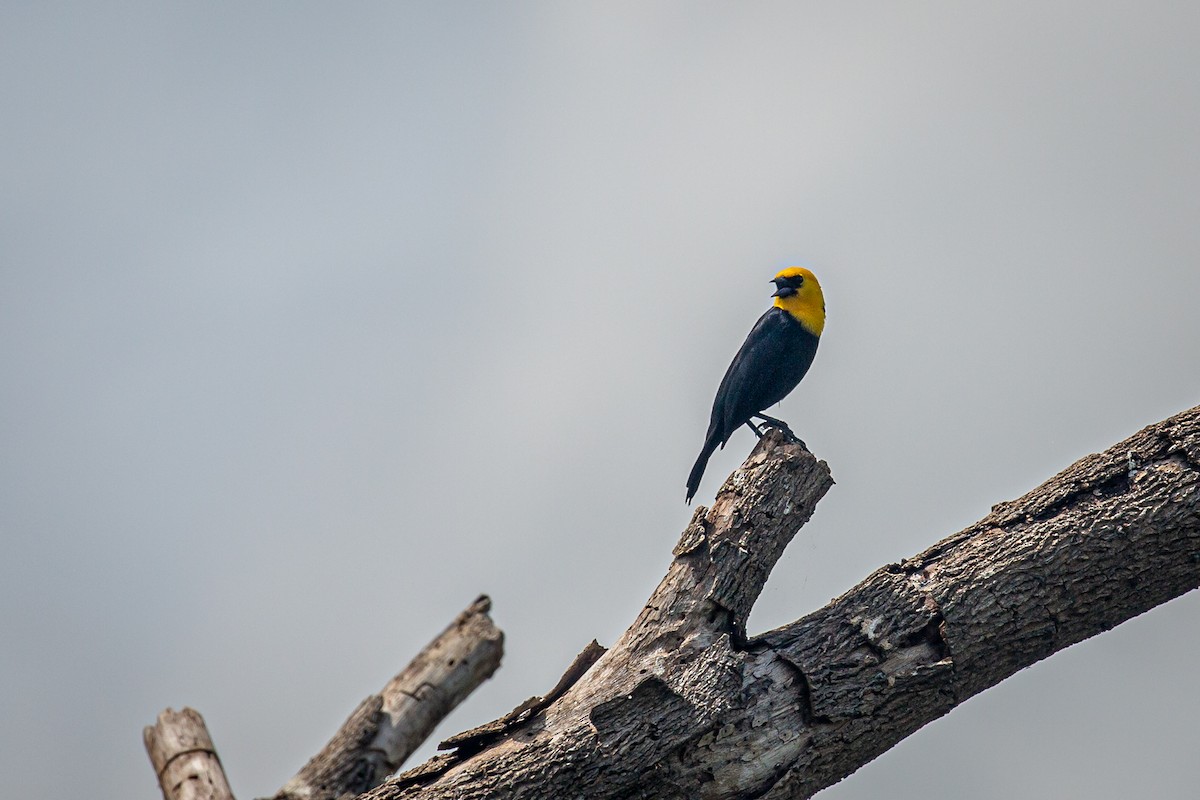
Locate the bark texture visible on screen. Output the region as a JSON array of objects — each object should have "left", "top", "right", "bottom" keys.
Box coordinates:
[
  {"left": 144, "top": 707, "right": 235, "bottom": 800},
  {"left": 369, "top": 428, "right": 835, "bottom": 799},
  {"left": 146, "top": 598, "right": 503, "bottom": 800},
  {"left": 145, "top": 406, "right": 1200, "bottom": 800},
  {"left": 272, "top": 595, "right": 504, "bottom": 800},
  {"left": 366, "top": 405, "right": 1200, "bottom": 800}
]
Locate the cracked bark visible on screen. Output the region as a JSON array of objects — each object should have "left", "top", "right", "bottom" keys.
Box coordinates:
[
  {"left": 144, "top": 405, "right": 1200, "bottom": 800},
  {"left": 363, "top": 404, "right": 1200, "bottom": 800},
  {"left": 145, "top": 597, "right": 503, "bottom": 800},
  {"left": 145, "top": 707, "right": 235, "bottom": 800},
  {"left": 270, "top": 595, "right": 504, "bottom": 800}
]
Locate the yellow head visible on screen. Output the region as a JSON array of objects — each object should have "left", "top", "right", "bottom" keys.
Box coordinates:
[{"left": 771, "top": 267, "right": 825, "bottom": 336}]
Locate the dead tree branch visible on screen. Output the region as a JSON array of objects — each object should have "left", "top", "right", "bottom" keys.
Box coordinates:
[
  {"left": 144, "top": 707, "right": 234, "bottom": 800},
  {"left": 145, "top": 596, "right": 503, "bottom": 800},
  {"left": 271, "top": 594, "right": 503, "bottom": 800},
  {"left": 366, "top": 405, "right": 1200, "bottom": 800},
  {"left": 144, "top": 406, "right": 1200, "bottom": 800}
]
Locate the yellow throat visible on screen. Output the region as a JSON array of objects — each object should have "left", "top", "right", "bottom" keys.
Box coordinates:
[{"left": 772, "top": 267, "right": 825, "bottom": 336}]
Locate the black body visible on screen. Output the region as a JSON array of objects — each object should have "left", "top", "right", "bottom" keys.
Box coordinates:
[{"left": 686, "top": 306, "right": 819, "bottom": 503}]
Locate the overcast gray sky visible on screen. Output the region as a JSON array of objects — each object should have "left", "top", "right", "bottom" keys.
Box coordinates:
[{"left": 3, "top": 3, "right": 1198, "bottom": 798}]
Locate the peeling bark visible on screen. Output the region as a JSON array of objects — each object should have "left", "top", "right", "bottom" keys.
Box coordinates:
[
  {"left": 367, "top": 405, "right": 1200, "bottom": 800},
  {"left": 272, "top": 595, "right": 504, "bottom": 800},
  {"left": 146, "top": 597, "right": 503, "bottom": 800},
  {"left": 755, "top": 406, "right": 1200, "bottom": 797},
  {"left": 145, "top": 406, "right": 1200, "bottom": 800}
]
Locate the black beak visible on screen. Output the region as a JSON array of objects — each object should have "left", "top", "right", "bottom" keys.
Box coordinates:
[{"left": 771, "top": 279, "right": 797, "bottom": 298}]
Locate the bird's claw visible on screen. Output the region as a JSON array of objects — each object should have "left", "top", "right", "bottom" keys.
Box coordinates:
[
  {"left": 744, "top": 419, "right": 768, "bottom": 438},
  {"left": 752, "top": 414, "right": 798, "bottom": 441},
  {"left": 753, "top": 418, "right": 807, "bottom": 448}
]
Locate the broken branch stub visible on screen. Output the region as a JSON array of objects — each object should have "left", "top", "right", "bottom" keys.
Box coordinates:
[
  {"left": 146, "top": 405, "right": 1200, "bottom": 800},
  {"left": 144, "top": 707, "right": 235, "bottom": 800},
  {"left": 272, "top": 595, "right": 504, "bottom": 800},
  {"left": 368, "top": 429, "right": 834, "bottom": 799},
  {"left": 370, "top": 406, "right": 1200, "bottom": 800}
]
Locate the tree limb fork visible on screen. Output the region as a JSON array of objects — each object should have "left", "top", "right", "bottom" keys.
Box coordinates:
[
  {"left": 373, "top": 406, "right": 1200, "bottom": 799},
  {"left": 146, "top": 405, "right": 1200, "bottom": 800}
]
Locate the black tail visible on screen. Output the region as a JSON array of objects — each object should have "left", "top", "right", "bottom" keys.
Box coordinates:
[{"left": 685, "top": 428, "right": 722, "bottom": 504}]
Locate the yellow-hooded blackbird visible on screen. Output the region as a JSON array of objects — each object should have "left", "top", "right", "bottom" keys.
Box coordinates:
[{"left": 686, "top": 267, "right": 825, "bottom": 503}]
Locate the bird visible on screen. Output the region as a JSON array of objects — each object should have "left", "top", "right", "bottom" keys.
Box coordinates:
[{"left": 685, "top": 266, "right": 825, "bottom": 503}]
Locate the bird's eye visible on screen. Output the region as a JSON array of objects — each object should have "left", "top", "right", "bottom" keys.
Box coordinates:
[{"left": 794, "top": 276, "right": 804, "bottom": 286}]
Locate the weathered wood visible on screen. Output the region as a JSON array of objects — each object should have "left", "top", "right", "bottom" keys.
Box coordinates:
[
  {"left": 364, "top": 405, "right": 1200, "bottom": 800},
  {"left": 366, "top": 428, "right": 835, "bottom": 799},
  {"left": 272, "top": 595, "right": 504, "bottom": 800},
  {"left": 144, "top": 707, "right": 235, "bottom": 800},
  {"left": 754, "top": 405, "right": 1200, "bottom": 797},
  {"left": 439, "top": 639, "right": 607, "bottom": 756}
]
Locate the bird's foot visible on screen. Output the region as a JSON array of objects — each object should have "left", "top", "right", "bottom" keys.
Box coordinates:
[
  {"left": 744, "top": 419, "right": 768, "bottom": 438},
  {"left": 752, "top": 413, "right": 793, "bottom": 437},
  {"left": 752, "top": 414, "right": 806, "bottom": 448}
]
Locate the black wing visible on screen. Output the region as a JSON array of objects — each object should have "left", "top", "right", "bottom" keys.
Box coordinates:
[{"left": 709, "top": 307, "right": 817, "bottom": 446}]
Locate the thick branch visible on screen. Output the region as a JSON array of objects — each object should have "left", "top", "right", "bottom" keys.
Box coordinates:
[
  {"left": 370, "top": 405, "right": 1199, "bottom": 800},
  {"left": 367, "top": 429, "right": 835, "bottom": 799},
  {"left": 273, "top": 595, "right": 504, "bottom": 800},
  {"left": 144, "top": 707, "right": 234, "bottom": 800},
  {"left": 145, "top": 597, "right": 502, "bottom": 800},
  {"left": 753, "top": 404, "right": 1200, "bottom": 797}
]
